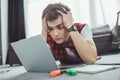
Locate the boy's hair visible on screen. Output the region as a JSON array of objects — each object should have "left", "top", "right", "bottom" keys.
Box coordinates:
[{"left": 42, "top": 3, "right": 70, "bottom": 22}]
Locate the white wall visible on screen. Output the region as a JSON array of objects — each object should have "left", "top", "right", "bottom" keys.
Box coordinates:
[
  {"left": 1, "top": 0, "right": 8, "bottom": 64},
  {"left": 24, "top": 0, "right": 51, "bottom": 38}
]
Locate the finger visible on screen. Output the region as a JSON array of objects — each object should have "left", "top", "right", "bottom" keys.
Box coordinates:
[
  {"left": 57, "top": 10, "right": 65, "bottom": 15},
  {"left": 42, "top": 16, "right": 46, "bottom": 21},
  {"left": 57, "top": 10, "right": 71, "bottom": 15}
]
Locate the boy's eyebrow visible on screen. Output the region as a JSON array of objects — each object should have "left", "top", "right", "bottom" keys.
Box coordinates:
[
  {"left": 48, "top": 23, "right": 64, "bottom": 28},
  {"left": 47, "top": 26, "right": 53, "bottom": 28},
  {"left": 56, "top": 23, "right": 64, "bottom": 27},
  {"left": 47, "top": 26, "right": 53, "bottom": 30}
]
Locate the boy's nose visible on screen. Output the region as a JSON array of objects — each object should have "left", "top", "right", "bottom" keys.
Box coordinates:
[{"left": 54, "top": 29, "right": 59, "bottom": 36}]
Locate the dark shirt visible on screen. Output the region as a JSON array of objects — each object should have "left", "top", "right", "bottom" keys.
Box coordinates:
[{"left": 47, "top": 23, "right": 85, "bottom": 64}]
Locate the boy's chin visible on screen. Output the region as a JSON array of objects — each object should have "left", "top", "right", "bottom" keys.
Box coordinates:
[{"left": 55, "top": 41, "right": 64, "bottom": 44}]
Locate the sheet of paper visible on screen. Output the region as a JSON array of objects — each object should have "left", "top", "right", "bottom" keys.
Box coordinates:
[
  {"left": 70, "top": 65, "right": 114, "bottom": 74},
  {"left": 95, "top": 53, "right": 120, "bottom": 64}
]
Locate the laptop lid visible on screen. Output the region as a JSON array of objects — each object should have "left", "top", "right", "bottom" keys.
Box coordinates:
[{"left": 11, "top": 35, "right": 59, "bottom": 72}]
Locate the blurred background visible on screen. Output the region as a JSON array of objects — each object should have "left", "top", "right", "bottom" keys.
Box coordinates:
[{"left": 0, "top": 0, "right": 120, "bottom": 65}]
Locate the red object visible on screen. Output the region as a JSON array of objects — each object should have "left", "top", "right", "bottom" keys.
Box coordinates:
[{"left": 96, "top": 56, "right": 101, "bottom": 60}]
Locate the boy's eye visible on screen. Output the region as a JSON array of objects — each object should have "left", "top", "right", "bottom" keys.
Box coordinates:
[
  {"left": 48, "top": 27, "right": 54, "bottom": 31},
  {"left": 57, "top": 24, "right": 64, "bottom": 29}
]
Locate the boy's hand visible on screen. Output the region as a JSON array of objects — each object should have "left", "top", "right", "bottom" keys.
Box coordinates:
[
  {"left": 57, "top": 11, "right": 74, "bottom": 29},
  {"left": 42, "top": 17, "right": 47, "bottom": 41}
]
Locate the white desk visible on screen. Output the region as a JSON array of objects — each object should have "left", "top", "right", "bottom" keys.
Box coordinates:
[
  {"left": 0, "top": 66, "right": 120, "bottom": 80},
  {"left": 1, "top": 53, "right": 120, "bottom": 80}
]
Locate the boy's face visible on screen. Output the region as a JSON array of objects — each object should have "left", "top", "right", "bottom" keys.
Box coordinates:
[{"left": 47, "top": 16, "right": 69, "bottom": 44}]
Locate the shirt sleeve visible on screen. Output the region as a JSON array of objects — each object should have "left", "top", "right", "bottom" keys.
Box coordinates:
[{"left": 80, "top": 24, "right": 93, "bottom": 40}]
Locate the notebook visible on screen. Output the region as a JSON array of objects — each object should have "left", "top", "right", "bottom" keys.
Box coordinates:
[
  {"left": 71, "top": 65, "right": 115, "bottom": 74},
  {"left": 95, "top": 53, "right": 120, "bottom": 65}
]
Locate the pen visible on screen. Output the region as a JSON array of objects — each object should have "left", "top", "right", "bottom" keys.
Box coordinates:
[{"left": 96, "top": 56, "right": 101, "bottom": 60}]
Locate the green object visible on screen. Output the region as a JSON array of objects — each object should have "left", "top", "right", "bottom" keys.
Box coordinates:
[
  {"left": 70, "top": 70, "right": 78, "bottom": 76},
  {"left": 65, "top": 69, "right": 71, "bottom": 74},
  {"left": 65, "top": 69, "right": 78, "bottom": 76}
]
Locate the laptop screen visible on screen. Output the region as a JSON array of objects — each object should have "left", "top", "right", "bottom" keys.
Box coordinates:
[{"left": 11, "top": 35, "right": 59, "bottom": 72}]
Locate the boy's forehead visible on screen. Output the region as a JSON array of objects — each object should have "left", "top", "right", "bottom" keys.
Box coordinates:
[{"left": 47, "top": 16, "right": 63, "bottom": 28}]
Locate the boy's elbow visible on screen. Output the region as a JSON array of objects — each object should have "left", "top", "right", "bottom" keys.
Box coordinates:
[{"left": 85, "top": 57, "right": 97, "bottom": 64}]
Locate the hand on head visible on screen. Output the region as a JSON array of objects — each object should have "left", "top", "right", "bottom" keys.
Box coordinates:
[
  {"left": 57, "top": 10, "right": 74, "bottom": 29},
  {"left": 42, "top": 16, "right": 47, "bottom": 41}
]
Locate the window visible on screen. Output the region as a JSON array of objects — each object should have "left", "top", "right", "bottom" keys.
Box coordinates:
[{"left": 24, "top": 0, "right": 120, "bottom": 37}]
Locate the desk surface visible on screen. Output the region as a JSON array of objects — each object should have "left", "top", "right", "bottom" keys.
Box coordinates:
[
  {"left": 1, "top": 53, "right": 120, "bottom": 80},
  {"left": 0, "top": 65, "right": 120, "bottom": 80}
]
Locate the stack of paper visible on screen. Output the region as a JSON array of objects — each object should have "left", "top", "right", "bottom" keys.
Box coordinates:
[
  {"left": 71, "top": 65, "right": 114, "bottom": 74},
  {"left": 70, "top": 53, "right": 120, "bottom": 74},
  {"left": 95, "top": 53, "right": 120, "bottom": 65}
]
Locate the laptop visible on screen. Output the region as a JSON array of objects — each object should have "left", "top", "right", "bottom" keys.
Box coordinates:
[
  {"left": 11, "top": 35, "right": 81, "bottom": 73},
  {"left": 11, "top": 35, "right": 59, "bottom": 72}
]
